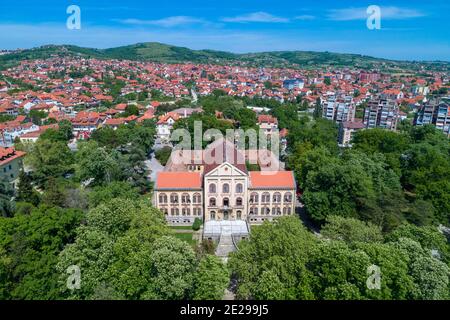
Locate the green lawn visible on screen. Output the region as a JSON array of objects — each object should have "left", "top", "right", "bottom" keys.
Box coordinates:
[
  {"left": 173, "top": 232, "right": 197, "bottom": 246},
  {"left": 170, "top": 225, "right": 193, "bottom": 230}
]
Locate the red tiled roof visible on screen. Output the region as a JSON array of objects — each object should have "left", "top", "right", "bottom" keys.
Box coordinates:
[
  {"left": 104, "top": 118, "right": 126, "bottom": 126},
  {"left": 258, "top": 115, "right": 278, "bottom": 124},
  {"left": 249, "top": 171, "right": 295, "bottom": 189},
  {"left": 342, "top": 120, "right": 365, "bottom": 129},
  {"left": 0, "top": 147, "right": 26, "bottom": 166},
  {"left": 156, "top": 172, "right": 202, "bottom": 190}
]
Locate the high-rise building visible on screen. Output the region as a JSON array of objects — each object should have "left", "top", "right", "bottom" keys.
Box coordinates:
[
  {"left": 415, "top": 98, "right": 450, "bottom": 136},
  {"left": 322, "top": 95, "right": 355, "bottom": 123},
  {"left": 363, "top": 99, "right": 399, "bottom": 130}
]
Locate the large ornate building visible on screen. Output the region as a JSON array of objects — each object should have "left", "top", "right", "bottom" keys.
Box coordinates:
[{"left": 154, "top": 139, "right": 296, "bottom": 228}]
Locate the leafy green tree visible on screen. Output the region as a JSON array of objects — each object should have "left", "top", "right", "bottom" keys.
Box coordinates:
[
  {"left": 228, "top": 217, "right": 317, "bottom": 299},
  {"left": 401, "top": 142, "right": 450, "bottom": 224},
  {"left": 0, "top": 179, "right": 14, "bottom": 217},
  {"left": 142, "top": 236, "right": 197, "bottom": 299},
  {"left": 192, "top": 217, "right": 202, "bottom": 231},
  {"left": 155, "top": 146, "right": 172, "bottom": 166},
  {"left": 42, "top": 177, "right": 66, "bottom": 207},
  {"left": 88, "top": 181, "right": 140, "bottom": 208},
  {"left": 253, "top": 270, "right": 287, "bottom": 300},
  {"left": 308, "top": 241, "right": 370, "bottom": 300},
  {"left": 353, "top": 129, "right": 409, "bottom": 174},
  {"left": 76, "top": 141, "right": 120, "bottom": 186},
  {"left": 301, "top": 157, "right": 375, "bottom": 223},
  {"left": 288, "top": 118, "right": 338, "bottom": 154},
  {"left": 57, "top": 199, "right": 213, "bottom": 300},
  {"left": 29, "top": 110, "right": 47, "bottom": 125},
  {"left": 16, "top": 170, "right": 40, "bottom": 206},
  {"left": 392, "top": 238, "right": 449, "bottom": 300},
  {"left": 58, "top": 120, "right": 74, "bottom": 141},
  {"left": 321, "top": 215, "right": 384, "bottom": 244},
  {"left": 387, "top": 224, "right": 450, "bottom": 264},
  {"left": 0, "top": 205, "right": 83, "bottom": 299},
  {"left": 173, "top": 113, "right": 234, "bottom": 149},
  {"left": 28, "top": 138, "right": 74, "bottom": 185}
]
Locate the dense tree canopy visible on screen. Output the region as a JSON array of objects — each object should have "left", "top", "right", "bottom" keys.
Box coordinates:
[
  {"left": 229, "top": 216, "right": 450, "bottom": 300},
  {"left": 0, "top": 205, "right": 83, "bottom": 299}
]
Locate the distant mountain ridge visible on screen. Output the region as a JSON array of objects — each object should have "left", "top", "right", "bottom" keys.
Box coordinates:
[{"left": 0, "top": 42, "right": 448, "bottom": 72}]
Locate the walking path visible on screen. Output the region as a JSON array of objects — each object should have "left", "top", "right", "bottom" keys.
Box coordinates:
[{"left": 145, "top": 152, "right": 164, "bottom": 182}]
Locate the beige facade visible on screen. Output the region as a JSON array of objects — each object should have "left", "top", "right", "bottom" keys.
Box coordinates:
[
  {"left": 155, "top": 189, "right": 203, "bottom": 225},
  {"left": 247, "top": 189, "right": 294, "bottom": 224},
  {"left": 204, "top": 162, "right": 249, "bottom": 222},
  {"left": 154, "top": 162, "right": 296, "bottom": 226},
  {"left": 154, "top": 138, "right": 296, "bottom": 226}
]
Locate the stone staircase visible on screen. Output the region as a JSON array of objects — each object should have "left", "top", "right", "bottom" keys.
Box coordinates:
[{"left": 215, "top": 226, "right": 236, "bottom": 262}]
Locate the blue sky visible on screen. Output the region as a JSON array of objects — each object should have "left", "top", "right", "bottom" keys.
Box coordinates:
[{"left": 0, "top": 0, "right": 449, "bottom": 61}]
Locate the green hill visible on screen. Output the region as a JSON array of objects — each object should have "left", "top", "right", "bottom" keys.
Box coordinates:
[{"left": 0, "top": 42, "right": 448, "bottom": 72}]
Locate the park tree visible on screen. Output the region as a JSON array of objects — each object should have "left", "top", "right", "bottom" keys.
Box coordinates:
[
  {"left": 392, "top": 238, "right": 449, "bottom": 300},
  {"left": 16, "top": 170, "right": 40, "bottom": 206},
  {"left": 0, "top": 205, "right": 83, "bottom": 299},
  {"left": 76, "top": 141, "right": 121, "bottom": 186},
  {"left": 321, "top": 215, "right": 384, "bottom": 244},
  {"left": 0, "top": 179, "right": 14, "bottom": 217},
  {"left": 228, "top": 217, "right": 317, "bottom": 299},
  {"left": 28, "top": 138, "right": 74, "bottom": 185},
  {"left": 193, "top": 255, "right": 229, "bottom": 300},
  {"left": 56, "top": 199, "right": 219, "bottom": 300},
  {"left": 387, "top": 223, "right": 450, "bottom": 264},
  {"left": 88, "top": 181, "right": 140, "bottom": 208},
  {"left": 42, "top": 177, "right": 66, "bottom": 207}
]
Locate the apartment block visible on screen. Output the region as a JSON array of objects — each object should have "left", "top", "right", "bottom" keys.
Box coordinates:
[
  {"left": 363, "top": 99, "right": 399, "bottom": 130},
  {"left": 322, "top": 95, "right": 355, "bottom": 123}
]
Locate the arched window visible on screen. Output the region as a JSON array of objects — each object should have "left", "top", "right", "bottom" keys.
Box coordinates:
[
  {"left": 159, "top": 193, "right": 167, "bottom": 204},
  {"left": 236, "top": 197, "right": 243, "bottom": 206},
  {"left": 249, "top": 207, "right": 258, "bottom": 215},
  {"left": 209, "top": 198, "right": 216, "bottom": 206},
  {"left": 263, "top": 207, "right": 270, "bottom": 215},
  {"left": 181, "top": 193, "right": 191, "bottom": 204},
  {"left": 262, "top": 192, "right": 270, "bottom": 203},
  {"left": 287, "top": 207, "right": 292, "bottom": 215},
  {"left": 284, "top": 192, "right": 293, "bottom": 203},
  {"left": 209, "top": 183, "right": 216, "bottom": 193},
  {"left": 193, "top": 193, "right": 201, "bottom": 204},
  {"left": 175, "top": 208, "right": 180, "bottom": 216},
  {"left": 223, "top": 198, "right": 229, "bottom": 207},
  {"left": 210, "top": 211, "right": 216, "bottom": 220},
  {"left": 237, "top": 210, "right": 242, "bottom": 220},
  {"left": 236, "top": 183, "right": 243, "bottom": 193},
  {"left": 250, "top": 193, "right": 259, "bottom": 204},
  {"left": 222, "top": 183, "right": 230, "bottom": 193},
  {"left": 170, "top": 193, "right": 179, "bottom": 204},
  {"left": 273, "top": 192, "right": 281, "bottom": 203}
]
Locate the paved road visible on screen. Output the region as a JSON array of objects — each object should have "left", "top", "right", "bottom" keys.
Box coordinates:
[{"left": 146, "top": 152, "right": 164, "bottom": 182}]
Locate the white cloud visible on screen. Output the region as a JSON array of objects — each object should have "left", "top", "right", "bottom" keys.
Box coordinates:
[
  {"left": 327, "top": 6, "right": 426, "bottom": 21},
  {"left": 294, "top": 15, "right": 316, "bottom": 21},
  {"left": 222, "top": 12, "right": 289, "bottom": 23},
  {"left": 117, "top": 16, "right": 207, "bottom": 27}
]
